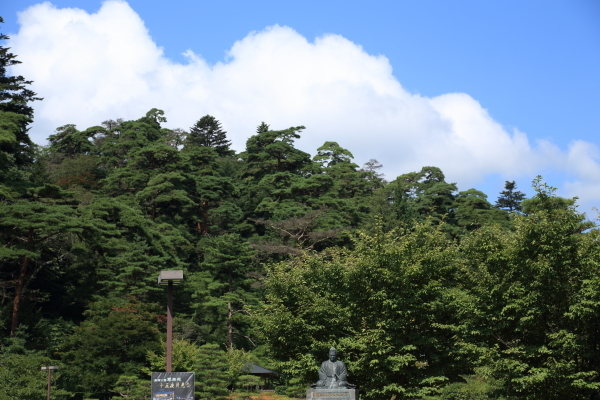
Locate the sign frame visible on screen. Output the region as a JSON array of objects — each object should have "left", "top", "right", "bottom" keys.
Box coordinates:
[{"left": 151, "top": 372, "right": 195, "bottom": 400}]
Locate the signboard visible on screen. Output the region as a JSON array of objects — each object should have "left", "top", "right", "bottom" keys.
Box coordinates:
[
  {"left": 151, "top": 372, "right": 195, "bottom": 400},
  {"left": 306, "top": 389, "right": 359, "bottom": 400}
]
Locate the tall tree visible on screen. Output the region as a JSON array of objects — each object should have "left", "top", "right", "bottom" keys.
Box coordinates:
[
  {"left": 366, "top": 166, "right": 457, "bottom": 233},
  {"left": 454, "top": 188, "right": 510, "bottom": 232},
  {"left": 238, "top": 125, "right": 313, "bottom": 230},
  {"left": 47, "top": 124, "right": 101, "bottom": 160},
  {"left": 461, "top": 179, "right": 600, "bottom": 399},
  {"left": 495, "top": 180, "right": 526, "bottom": 212},
  {"left": 0, "top": 22, "right": 92, "bottom": 340},
  {"left": 99, "top": 109, "right": 167, "bottom": 169},
  {"left": 359, "top": 158, "right": 387, "bottom": 192},
  {"left": 62, "top": 303, "right": 161, "bottom": 398},
  {"left": 193, "top": 344, "right": 231, "bottom": 400},
  {"left": 164, "top": 127, "right": 187, "bottom": 148},
  {"left": 0, "top": 17, "right": 42, "bottom": 167},
  {"left": 0, "top": 110, "right": 30, "bottom": 199},
  {"left": 80, "top": 196, "right": 186, "bottom": 300},
  {"left": 311, "top": 141, "right": 374, "bottom": 227},
  {"left": 241, "top": 125, "right": 311, "bottom": 180},
  {"left": 0, "top": 184, "right": 82, "bottom": 336},
  {"left": 0, "top": 18, "right": 43, "bottom": 200},
  {"left": 313, "top": 141, "right": 355, "bottom": 167},
  {"left": 190, "top": 233, "right": 256, "bottom": 349},
  {"left": 413, "top": 166, "right": 457, "bottom": 222},
  {"left": 256, "top": 121, "right": 270, "bottom": 133},
  {"left": 181, "top": 146, "right": 241, "bottom": 236},
  {"left": 185, "top": 115, "right": 234, "bottom": 157}
]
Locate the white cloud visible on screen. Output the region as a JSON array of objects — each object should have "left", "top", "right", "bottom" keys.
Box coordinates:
[
  {"left": 562, "top": 141, "right": 600, "bottom": 214},
  {"left": 9, "top": 0, "right": 600, "bottom": 211}
]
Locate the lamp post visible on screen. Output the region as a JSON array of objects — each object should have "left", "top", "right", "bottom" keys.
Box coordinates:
[
  {"left": 158, "top": 270, "right": 183, "bottom": 372},
  {"left": 41, "top": 366, "right": 59, "bottom": 400}
]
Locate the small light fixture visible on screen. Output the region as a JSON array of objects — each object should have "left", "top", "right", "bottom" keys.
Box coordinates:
[
  {"left": 41, "top": 366, "right": 59, "bottom": 400},
  {"left": 157, "top": 270, "right": 184, "bottom": 285}
]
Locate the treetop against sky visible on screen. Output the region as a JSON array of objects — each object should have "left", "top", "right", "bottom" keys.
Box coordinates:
[{"left": 3, "top": 0, "right": 600, "bottom": 214}]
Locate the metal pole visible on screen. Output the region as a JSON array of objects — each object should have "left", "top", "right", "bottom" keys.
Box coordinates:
[
  {"left": 46, "top": 368, "right": 51, "bottom": 400},
  {"left": 166, "top": 280, "right": 173, "bottom": 372}
]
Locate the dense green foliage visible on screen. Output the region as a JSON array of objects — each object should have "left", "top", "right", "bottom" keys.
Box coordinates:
[
  {"left": 259, "top": 182, "right": 600, "bottom": 399},
  {"left": 257, "top": 221, "right": 465, "bottom": 398},
  {"left": 1, "top": 18, "right": 599, "bottom": 400}
]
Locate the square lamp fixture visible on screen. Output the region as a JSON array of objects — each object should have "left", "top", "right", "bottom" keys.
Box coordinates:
[{"left": 157, "top": 270, "right": 184, "bottom": 285}]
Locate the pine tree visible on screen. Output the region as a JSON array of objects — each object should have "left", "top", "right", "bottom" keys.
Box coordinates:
[
  {"left": 495, "top": 180, "right": 526, "bottom": 212},
  {"left": 0, "top": 184, "right": 83, "bottom": 336},
  {"left": 80, "top": 196, "right": 186, "bottom": 300},
  {"left": 181, "top": 146, "right": 241, "bottom": 236},
  {"left": 193, "top": 344, "right": 230, "bottom": 400},
  {"left": 185, "top": 115, "right": 234, "bottom": 157},
  {"left": 359, "top": 158, "right": 387, "bottom": 191},
  {"left": 454, "top": 188, "right": 510, "bottom": 231},
  {"left": 190, "top": 233, "right": 256, "bottom": 349},
  {"left": 0, "top": 21, "right": 90, "bottom": 338},
  {"left": 164, "top": 127, "right": 187, "bottom": 148},
  {"left": 311, "top": 141, "right": 373, "bottom": 227},
  {"left": 242, "top": 125, "right": 311, "bottom": 179},
  {"left": 0, "top": 17, "right": 42, "bottom": 167},
  {"left": 0, "top": 110, "right": 30, "bottom": 199},
  {"left": 364, "top": 166, "right": 457, "bottom": 234},
  {"left": 62, "top": 305, "right": 161, "bottom": 395},
  {"left": 0, "top": 18, "right": 42, "bottom": 200},
  {"left": 47, "top": 124, "right": 99, "bottom": 160},
  {"left": 256, "top": 121, "right": 270, "bottom": 133},
  {"left": 99, "top": 109, "right": 166, "bottom": 169},
  {"left": 397, "top": 166, "right": 457, "bottom": 225}
]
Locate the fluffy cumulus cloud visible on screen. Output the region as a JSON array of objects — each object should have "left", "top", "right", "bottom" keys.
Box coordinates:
[{"left": 9, "top": 0, "right": 600, "bottom": 211}]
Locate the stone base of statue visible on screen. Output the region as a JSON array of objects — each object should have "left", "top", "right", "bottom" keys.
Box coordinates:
[{"left": 306, "top": 388, "right": 359, "bottom": 400}]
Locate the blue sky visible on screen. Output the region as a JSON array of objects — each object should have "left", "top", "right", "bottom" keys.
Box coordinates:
[{"left": 3, "top": 0, "right": 600, "bottom": 212}]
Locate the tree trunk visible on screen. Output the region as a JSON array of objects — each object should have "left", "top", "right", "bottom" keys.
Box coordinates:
[
  {"left": 227, "top": 279, "right": 234, "bottom": 349},
  {"left": 227, "top": 300, "right": 233, "bottom": 349},
  {"left": 11, "top": 227, "right": 33, "bottom": 337},
  {"left": 202, "top": 201, "right": 209, "bottom": 235}
]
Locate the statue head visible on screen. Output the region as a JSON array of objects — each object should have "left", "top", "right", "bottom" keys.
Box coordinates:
[{"left": 328, "top": 347, "right": 337, "bottom": 362}]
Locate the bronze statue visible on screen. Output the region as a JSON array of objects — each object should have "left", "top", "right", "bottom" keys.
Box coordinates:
[{"left": 312, "top": 348, "right": 355, "bottom": 389}]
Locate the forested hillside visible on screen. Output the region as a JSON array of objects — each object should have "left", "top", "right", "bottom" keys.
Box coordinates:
[{"left": 1, "top": 19, "right": 599, "bottom": 400}]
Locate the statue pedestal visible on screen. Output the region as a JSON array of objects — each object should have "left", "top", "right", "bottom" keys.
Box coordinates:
[{"left": 306, "top": 388, "right": 359, "bottom": 400}]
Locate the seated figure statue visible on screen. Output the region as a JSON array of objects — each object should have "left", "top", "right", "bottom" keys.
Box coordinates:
[{"left": 311, "top": 347, "right": 355, "bottom": 389}]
